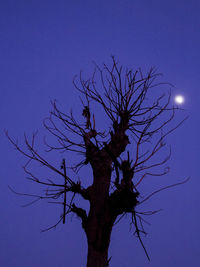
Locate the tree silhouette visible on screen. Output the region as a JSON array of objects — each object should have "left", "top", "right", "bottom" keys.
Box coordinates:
[{"left": 6, "top": 57, "right": 188, "bottom": 267}]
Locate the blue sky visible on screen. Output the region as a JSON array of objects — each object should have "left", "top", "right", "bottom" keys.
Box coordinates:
[{"left": 1, "top": 1, "right": 199, "bottom": 266}]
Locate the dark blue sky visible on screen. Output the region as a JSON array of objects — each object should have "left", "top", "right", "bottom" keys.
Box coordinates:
[{"left": 1, "top": 1, "right": 199, "bottom": 266}]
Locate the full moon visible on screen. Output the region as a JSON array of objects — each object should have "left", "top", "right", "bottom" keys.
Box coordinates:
[{"left": 174, "top": 95, "right": 184, "bottom": 104}]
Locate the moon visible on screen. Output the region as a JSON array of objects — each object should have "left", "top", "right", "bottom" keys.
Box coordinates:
[{"left": 174, "top": 95, "right": 184, "bottom": 105}]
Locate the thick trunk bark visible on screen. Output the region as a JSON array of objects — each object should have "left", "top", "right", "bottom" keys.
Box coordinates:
[
  {"left": 86, "top": 214, "right": 113, "bottom": 267},
  {"left": 86, "top": 245, "right": 108, "bottom": 267},
  {"left": 84, "top": 150, "right": 115, "bottom": 267},
  {"left": 85, "top": 169, "right": 114, "bottom": 267},
  {"left": 85, "top": 206, "right": 114, "bottom": 267},
  {"left": 85, "top": 195, "right": 114, "bottom": 267}
]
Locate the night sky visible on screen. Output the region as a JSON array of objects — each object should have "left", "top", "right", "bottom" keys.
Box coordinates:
[{"left": 1, "top": 1, "right": 199, "bottom": 266}]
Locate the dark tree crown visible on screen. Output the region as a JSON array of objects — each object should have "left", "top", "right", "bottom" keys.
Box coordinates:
[{"left": 6, "top": 57, "right": 188, "bottom": 265}]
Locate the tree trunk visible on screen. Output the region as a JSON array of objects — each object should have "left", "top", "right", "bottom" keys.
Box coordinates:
[
  {"left": 86, "top": 244, "right": 109, "bottom": 267},
  {"left": 85, "top": 165, "right": 114, "bottom": 267},
  {"left": 85, "top": 191, "right": 114, "bottom": 267},
  {"left": 86, "top": 211, "right": 114, "bottom": 267}
]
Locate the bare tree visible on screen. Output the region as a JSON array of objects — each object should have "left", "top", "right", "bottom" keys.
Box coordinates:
[{"left": 6, "top": 57, "right": 188, "bottom": 267}]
